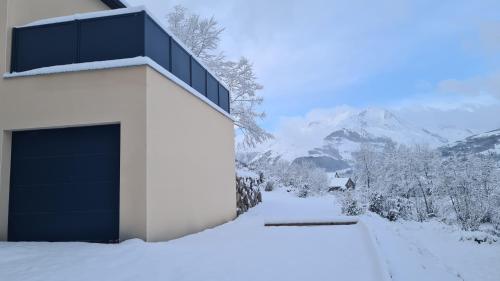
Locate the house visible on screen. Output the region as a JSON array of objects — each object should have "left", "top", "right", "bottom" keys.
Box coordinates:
[
  {"left": 0, "top": 0, "right": 236, "bottom": 242},
  {"left": 327, "top": 173, "right": 355, "bottom": 191}
]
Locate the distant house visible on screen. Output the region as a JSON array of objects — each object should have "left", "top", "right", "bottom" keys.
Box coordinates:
[{"left": 327, "top": 173, "right": 355, "bottom": 191}]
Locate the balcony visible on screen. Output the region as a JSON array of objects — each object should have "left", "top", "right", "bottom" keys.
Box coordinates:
[{"left": 9, "top": 9, "right": 230, "bottom": 114}]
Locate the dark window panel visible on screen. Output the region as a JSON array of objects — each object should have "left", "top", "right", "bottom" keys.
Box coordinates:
[
  {"left": 14, "top": 22, "right": 78, "bottom": 72},
  {"left": 218, "top": 85, "right": 230, "bottom": 113},
  {"left": 191, "top": 58, "right": 206, "bottom": 96},
  {"left": 207, "top": 73, "right": 219, "bottom": 104},
  {"left": 145, "top": 16, "right": 170, "bottom": 71},
  {"left": 171, "top": 41, "right": 191, "bottom": 84},
  {"left": 79, "top": 13, "right": 145, "bottom": 63}
]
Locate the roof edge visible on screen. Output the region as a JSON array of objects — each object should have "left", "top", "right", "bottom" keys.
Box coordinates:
[
  {"left": 101, "top": 0, "right": 127, "bottom": 9},
  {"left": 3, "top": 57, "right": 235, "bottom": 122}
]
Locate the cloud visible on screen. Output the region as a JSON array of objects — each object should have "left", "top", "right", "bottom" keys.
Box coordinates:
[
  {"left": 480, "top": 21, "right": 500, "bottom": 54},
  {"left": 273, "top": 93, "right": 500, "bottom": 135},
  {"left": 268, "top": 99, "right": 500, "bottom": 148},
  {"left": 129, "top": 0, "right": 420, "bottom": 99},
  {"left": 386, "top": 91, "right": 500, "bottom": 133},
  {"left": 128, "top": 0, "right": 500, "bottom": 131},
  {"left": 437, "top": 72, "right": 500, "bottom": 98},
  {"left": 393, "top": 101, "right": 500, "bottom": 134},
  {"left": 433, "top": 20, "right": 500, "bottom": 102}
]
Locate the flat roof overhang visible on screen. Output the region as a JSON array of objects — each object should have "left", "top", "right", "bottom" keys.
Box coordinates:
[{"left": 101, "top": 0, "right": 127, "bottom": 9}]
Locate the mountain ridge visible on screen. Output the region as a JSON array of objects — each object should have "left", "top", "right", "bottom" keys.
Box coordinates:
[
  {"left": 441, "top": 128, "right": 500, "bottom": 157},
  {"left": 244, "top": 107, "right": 481, "bottom": 172}
]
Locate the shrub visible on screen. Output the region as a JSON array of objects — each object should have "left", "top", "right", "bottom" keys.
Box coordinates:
[
  {"left": 386, "top": 197, "right": 413, "bottom": 221},
  {"left": 236, "top": 176, "right": 262, "bottom": 216},
  {"left": 458, "top": 231, "right": 498, "bottom": 244},
  {"left": 264, "top": 181, "right": 275, "bottom": 192},
  {"left": 341, "top": 193, "right": 364, "bottom": 216},
  {"left": 368, "top": 192, "right": 413, "bottom": 221},
  {"left": 297, "top": 187, "right": 309, "bottom": 198},
  {"left": 368, "top": 192, "right": 384, "bottom": 215}
]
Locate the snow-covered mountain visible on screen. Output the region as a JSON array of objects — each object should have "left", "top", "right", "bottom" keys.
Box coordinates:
[
  {"left": 441, "top": 129, "right": 500, "bottom": 157},
  {"left": 246, "top": 107, "right": 476, "bottom": 172}
]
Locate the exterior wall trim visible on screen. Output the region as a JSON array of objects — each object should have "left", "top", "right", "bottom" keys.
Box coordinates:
[{"left": 3, "top": 57, "right": 235, "bottom": 121}]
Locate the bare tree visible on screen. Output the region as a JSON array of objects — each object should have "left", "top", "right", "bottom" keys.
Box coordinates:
[
  {"left": 287, "top": 161, "right": 329, "bottom": 197},
  {"left": 353, "top": 143, "right": 378, "bottom": 190},
  {"left": 439, "top": 153, "right": 499, "bottom": 230},
  {"left": 167, "top": 5, "right": 224, "bottom": 60},
  {"left": 167, "top": 6, "right": 272, "bottom": 147},
  {"left": 351, "top": 142, "right": 500, "bottom": 228}
]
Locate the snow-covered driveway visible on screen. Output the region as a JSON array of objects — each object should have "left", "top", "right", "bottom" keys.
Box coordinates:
[
  {"left": 364, "top": 214, "right": 500, "bottom": 281},
  {"left": 0, "top": 191, "right": 388, "bottom": 281}
]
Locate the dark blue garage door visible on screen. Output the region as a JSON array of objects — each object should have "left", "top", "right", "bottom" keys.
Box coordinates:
[{"left": 8, "top": 125, "right": 120, "bottom": 242}]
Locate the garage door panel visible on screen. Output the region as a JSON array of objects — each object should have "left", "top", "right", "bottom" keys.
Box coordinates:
[
  {"left": 8, "top": 124, "right": 120, "bottom": 242},
  {"left": 9, "top": 181, "right": 119, "bottom": 213},
  {"left": 8, "top": 211, "right": 118, "bottom": 242},
  {"left": 11, "top": 126, "right": 120, "bottom": 159},
  {"left": 11, "top": 153, "right": 119, "bottom": 186}
]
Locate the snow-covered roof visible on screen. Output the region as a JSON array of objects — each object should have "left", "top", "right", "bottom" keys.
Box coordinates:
[
  {"left": 330, "top": 178, "right": 350, "bottom": 187},
  {"left": 327, "top": 173, "right": 350, "bottom": 188},
  {"left": 4, "top": 57, "right": 234, "bottom": 121},
  {"left": 19, "top": 6, "right": 143, "bottom": 27}
]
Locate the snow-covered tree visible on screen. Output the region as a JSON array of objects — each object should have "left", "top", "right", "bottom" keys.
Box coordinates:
[
  {"left": 166, "top": 6, "right": 272, "bottom": 147},
  {"left": 167, "top": 5, "right": 223, "bottom": 61},
  {"left": 438, "top": 153, "right": 499, "bottom": 230},
  {"left": 353, "top": 143, "right": 379, "bottom": 190},
  {"left": 238, "top": 149, "right": 330, "bottom": 197},
  {"left": 351, "top": 142, "right": 500, "bottom": 229},
  {"left": 341, "top": 191, "right": 365, "bottom": 216},
  {"left": 406, "top": 145, "right": 439, "bottom": 220},
  {"left": 287, "top": 161, "right": 329, "bottom": 197}
]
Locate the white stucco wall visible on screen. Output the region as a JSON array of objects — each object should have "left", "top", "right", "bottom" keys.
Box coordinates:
[{"left": 0, "top": 0, "right": 236, "bottom": 242}]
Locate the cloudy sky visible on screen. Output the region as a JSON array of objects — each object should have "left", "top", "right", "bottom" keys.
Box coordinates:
[{"left": 129, "top": 0, "right": 500, "bottom": 133}]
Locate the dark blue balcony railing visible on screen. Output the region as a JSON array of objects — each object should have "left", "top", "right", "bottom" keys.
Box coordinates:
[{"left": 10, "top": 11, "right": 231, "bottom": 114}]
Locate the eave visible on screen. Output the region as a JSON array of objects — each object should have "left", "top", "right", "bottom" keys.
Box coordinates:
[{"left": 101, "top": 0, "right": 127, "bottom": 9}]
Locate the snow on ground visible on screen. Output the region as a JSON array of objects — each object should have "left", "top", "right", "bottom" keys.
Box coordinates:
[
  {"left": 363, "top": 214, "right": 500, "bottom": 281},
  {"left": 236, "top": 167, "right": 260, "bottom": 179},
  {"left": 0, "top": 191, "right": 387, "bottom": 281},
  {"left": 0, "top": 191, "right": 498, "bottom": 281}
]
